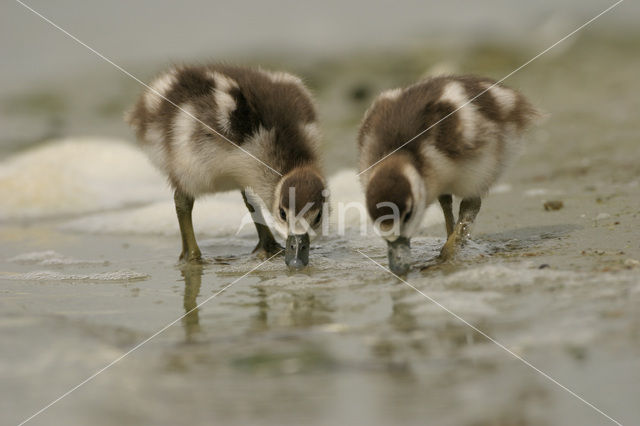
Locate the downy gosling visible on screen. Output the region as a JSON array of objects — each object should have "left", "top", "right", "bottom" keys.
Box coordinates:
[
  {"left": 127, "top": 64, "right": 327, "bottom": 270},
  {"left": 358, "top": 75, "right": 540, "bottom": 275}
]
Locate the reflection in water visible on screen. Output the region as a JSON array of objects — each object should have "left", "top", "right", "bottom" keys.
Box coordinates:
[
  {"left": 287, "top": 292, "right": 334, "bottom": 328},
  {"left": 179, "top": 268, "right": 336, "bottom": 341},
  {"left": 180, "top": 265, "right": 203, "bottom": 341},
  {"left": 249, "top": 285, "right": 268, "bottom": 332},
  {"left": 390, "top": 288, "right": 418, "bottom": 334},
  {"left": 373, "top": 287, "right": 495, "bottom": 378},
  {"left": 368, "top": 288, "right": 420, "bottom": 377},
  {"left": 248, "top": 283, "right": 335, "bottom": 332}
]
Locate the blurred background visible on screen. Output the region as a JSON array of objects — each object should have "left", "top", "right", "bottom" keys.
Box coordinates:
[
  {"left": 2, "top": 0, "right": 638, "bottom": 171},
  {"left": 2, "top": 1, "right": 640, "bottom": 426}
]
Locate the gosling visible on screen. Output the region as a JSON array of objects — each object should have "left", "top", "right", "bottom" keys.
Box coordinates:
[
  {"left": 358, "top": 75, "right": 540, "bottom": 274},
  {"left": 127, "top": 64, "right": 327, "bottom": 270}
]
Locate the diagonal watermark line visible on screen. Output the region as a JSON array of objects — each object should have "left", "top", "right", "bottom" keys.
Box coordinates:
[
  {"left": 358, "top": 0, "right": 624, "bottom": 177},
  {"left": 356, "top": 249, "right": 623, "bottom": 426},
  {"left": 17, "top": 250, "right": 282, "bottom": 426},
  {"left": 15, "top": 0, "right": 283, "bottom": 177}
]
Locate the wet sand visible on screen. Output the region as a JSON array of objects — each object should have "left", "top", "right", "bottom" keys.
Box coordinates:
[{"left": 2, "top": 29, "right": 640, "bottom": 426}]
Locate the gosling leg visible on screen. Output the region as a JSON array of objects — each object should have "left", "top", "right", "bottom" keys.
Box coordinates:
[
  {"left": 181, "top": 264, "right": 202, "bottom": 339},
  {"left": 175, "top": 188, "right": 202, "bottom": 263},
  {"left": 438, "top": 194, "right": 455, "bottom": 237},
  {"left": 439, "top": 197, "right": 481, "bottom": 261},
  {"left": 241, "top": 190, "right": 283, "bottom": 259}
]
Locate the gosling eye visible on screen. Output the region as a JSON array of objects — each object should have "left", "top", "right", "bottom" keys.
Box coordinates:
[
  {"left": 279, "top": 208, "right": 287, "bottom": 221},
  {"left": 403, "top": 208, "right": 413, "bottom": 223},
  {"left": 313, "top": 211, "right": 322, "bottom": 226}
]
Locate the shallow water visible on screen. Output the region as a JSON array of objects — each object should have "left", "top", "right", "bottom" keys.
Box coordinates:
[
  {"left": 2, "top": 223, "right": 639, "bottom": 426},
  {"left": 2, "top": 19, "right": 640, "bottom": 426}
]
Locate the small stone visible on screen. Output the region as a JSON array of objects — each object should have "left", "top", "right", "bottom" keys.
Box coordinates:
[
  {"left": 624, "top": 259, "right": 639, "bottom": 268},
  {"left": 349, "top": 83, "right": 371, "bottom": 102},
  {"left": 544, "top": 200, "right": 563, "bottom": 211},
  {"left": 538, "top": 264, "right": 550, "bottom": 269}
]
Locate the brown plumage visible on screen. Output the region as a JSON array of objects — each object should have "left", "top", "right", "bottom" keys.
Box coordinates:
[
  {"left": 126, "top": 64, "right": 327, "bottom": 268},
  {"left": 359, "top": 75, "right": 539, "bottom": 173},
  {"left": 358, "top": 75, "right": 541, "bottom": 274}
]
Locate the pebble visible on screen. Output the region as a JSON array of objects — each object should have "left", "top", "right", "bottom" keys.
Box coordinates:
[
  {"left": 543, "top": 200, "right": 563, "bottom": 211},
  {"left": 624, "top": 259, "right": 639, "bottom": 268}
]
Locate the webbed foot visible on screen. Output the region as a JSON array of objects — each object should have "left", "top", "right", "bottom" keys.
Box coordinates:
[
  {"left": 439, "top": 222, "right": 470, "bottom": 262},
  {"left": 179, "top": 248, "right": 203, "bottom": 264},
  {"left": 252, "top": 240, "right": 284, "bottom": 260}
]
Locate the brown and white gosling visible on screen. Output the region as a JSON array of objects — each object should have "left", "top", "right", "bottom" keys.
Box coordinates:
[
  {"left": 127, "top": 64, "right": 327, "bottom": 270},
  {"left": 358, "top": 75, "right": 540, "bottom": 275}
]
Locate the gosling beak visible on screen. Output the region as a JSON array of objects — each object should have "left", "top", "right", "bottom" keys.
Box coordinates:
[
  {"left": 285, "top": 233, "right": 310, "bottom": 271},
  {"left": 387, "top": 236, "right": 411, "bottom": 276}
]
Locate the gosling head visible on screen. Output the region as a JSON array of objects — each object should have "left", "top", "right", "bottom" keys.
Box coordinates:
[
  {"left": 272, "top": 166, "right": 327, "bottom": 271},
  {"left": 365, "top": 154, "right": 426, "bottom": 275}
]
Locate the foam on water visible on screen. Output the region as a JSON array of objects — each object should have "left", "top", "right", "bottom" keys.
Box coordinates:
[
  {"left": 0, "top": 269, "right": 149, "bottom": 282},
  {"left": 7, "top": 250, "right": 108, "bottom": 266},
  {"left": 61, "top": 195, "right": 252, "bottom": 237},
  {"left": 0, "top": 138, "right": 167, "bottom": 220}
]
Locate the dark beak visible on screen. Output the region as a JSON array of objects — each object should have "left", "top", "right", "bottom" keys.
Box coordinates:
[
  {"left": 285, "top": 233, "right": 310, "bottom": 271},
  {"left": 387, "top": 236, "right": 411, "bottom": 276}
]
